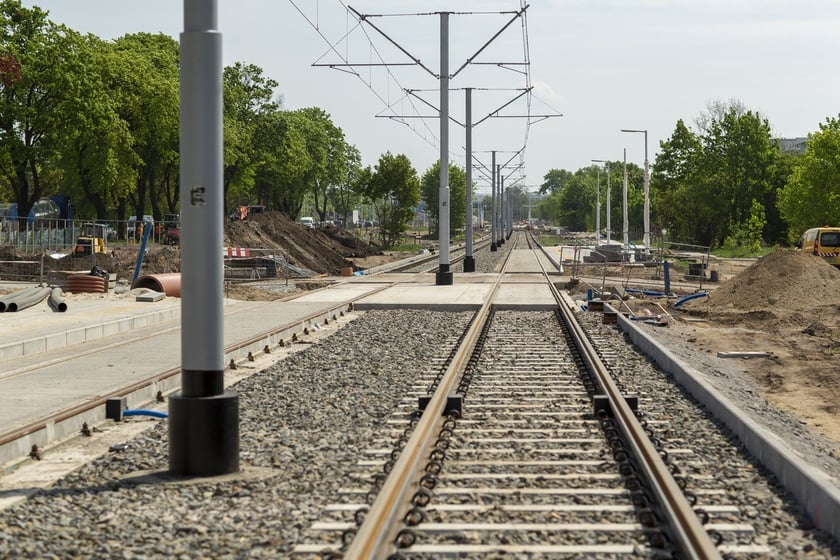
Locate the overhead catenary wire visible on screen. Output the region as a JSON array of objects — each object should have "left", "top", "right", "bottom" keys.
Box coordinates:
[{"left": 289, "top": 1, "right": 540, "bottom": 174}]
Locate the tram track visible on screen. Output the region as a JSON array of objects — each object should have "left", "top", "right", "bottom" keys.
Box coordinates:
[{"left": 292, "top": 232, "right": 776, "bottom": 559}]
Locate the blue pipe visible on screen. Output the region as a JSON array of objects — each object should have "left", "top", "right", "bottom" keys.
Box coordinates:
[
  {"left": 625, "top": 288, "right": 667, "bottom": 297},
  {"left": 673, "top": 292, "right": 709, "bottom": 308},
  {"left": 123, "top": 409, "right": 168, "bottom": 419},
  {"left": 132, "top": 222, "right": 153, "bottom": 283}
]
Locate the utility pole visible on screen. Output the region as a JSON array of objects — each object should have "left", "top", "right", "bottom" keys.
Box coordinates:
[
  {"left": 490, "top": 151, "right": 497, "bottom": 252},
  {"left": 591, "top": 159, "right": 610, "bottom": 244},
  {"left": 463, "top": 87, "right": 475, "bottom": 272},
  {"left": 623, "top": 148, "right": 629, "bottom": 253},
  {"left": 436, "top": 12, "right": 453, "bottom": 285},
  {"left": 170, "top": 0, "right": 239, "bottom": 476}
]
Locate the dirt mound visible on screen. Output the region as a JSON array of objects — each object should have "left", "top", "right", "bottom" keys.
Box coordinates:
[
  {"left": 705, "top": 250, "right": 840, "bottom": 313},
  {"left": 0, "top": 212, "right": 381, "bottom": 280},
  {"left": 224, "top": 212, "right": 381, "bottom": 275}
]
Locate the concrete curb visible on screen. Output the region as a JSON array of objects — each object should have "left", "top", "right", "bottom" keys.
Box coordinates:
[
  {"left": 614, "top": 306, "right": 840, "bottom": 540},
  {"left": 0, "top": 306, "right": 181, "bottom": 362}
]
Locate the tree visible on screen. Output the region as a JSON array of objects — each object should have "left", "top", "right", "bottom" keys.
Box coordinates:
[
  {"left": 360, "top": 152, "right": 420, "bottom": 246},
  {"left": 701, "top": 107, "right": 777, "bottom": 247},
  {"left": 222, "top": 62, "right": 278, "bottom": 215},
  {"left": 651, "top": 103, "right": 780, "bottom": 248},
  {"left": 108, "top": 33, "right": 180, "bottom": 229},
  {"left": 252, "top": 109, "right": 309, "bottom": 217},
  {"left": 778, "top": 116, "right": 840, "bottom": 237},
  {"left": 0, "top": 1, "right": 84, "bottom": 229},
  {"left": 295, "top": 107, "right": 346, "bottom": 222},
  {"left": 540, "top": 168, "right": 572, "bottom": 195},
  {"left": 650, "top": 119, "right": 704, "bottom": 242},
  {"left": 420, "top": 160, "right": 467, "bottom": 237},
  {"left": 53, "top": 34, "right": 137, "bottom": 221},
  {"left": 328, "top": 143, "right": 363, "bottom": 226}
]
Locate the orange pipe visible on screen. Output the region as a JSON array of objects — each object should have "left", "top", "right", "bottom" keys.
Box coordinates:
[{"left": 132, "top": 273, "right": 181, "bottom": 297}]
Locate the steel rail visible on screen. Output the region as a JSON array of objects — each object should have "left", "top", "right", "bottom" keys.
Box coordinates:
[
  {"left": 532, "top": 232, "right": 723, "bottom": 560},
  {"left": 344, "top": 235, "right": 520, "bottom": 559},
  {"left": 386, "top": 237, "right": 493, "bottom": 273}
]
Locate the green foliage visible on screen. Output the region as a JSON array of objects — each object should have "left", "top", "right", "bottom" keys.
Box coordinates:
[
  {"left": 252, "top": 110, "right": 309, "bottom": 216},
  {"left": 328, "top": 143, "right": 364, "bottom": 226},
  {"left": 108, "top": 32, "right": 180, "bottom": 224},
  {"left": 727, "top": 198, "right": 766, "bottom": 252},
  {"left": 53, "top": 34, "right": 138, "bottom": 220},
  {"left": 651, "top": 102, "right": 780, "bottom": 248},
  {"left": 540, "top": 162, "right": 643, "bottom": 234},
  {"left": 777, "top": 115, "right": 840, "bottom": 238},
  {"left": 360, "top": 152, "right": 420, "bottom": 247},
  {"left": 420, "top": 160, "right": 467, "bottom": 237},
  {"left": 540, "top": 169, "right": 572, "bottom": 195},
  {"left": 0, "top": 5, "right": 372, "bottom": 232},
  {"left": 713, "top": 240, "right": 776, "bottom": 258},
  {"left": 0, "top": 1, "right": 83, "bottom": 226},
  {"left": 223, "top": 62, "right": 278, "bottom": 214}
]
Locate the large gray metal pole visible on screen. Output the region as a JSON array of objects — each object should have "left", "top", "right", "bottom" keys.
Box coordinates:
[
  {"left": 463, "top": 88, "right": 475, "bottom": 272},
  {"left": 643, "top": 130, "right": 650, "bottom": 255},
  {"left": 436, "top": 12, "right": 453, "bottom": 285},
  {"left": 594, "top": 166, "right": 601, "bottom": 246},
  {"left": 623, "top": 148, "right": 629, "bottom": 253},
  {"left": 499, "top": 174, "right": 505, "bottom": 244},
  {"left": 490, "top": 151, "right": 497, "bottom": 252},
  {"left": 170, "top": 0, "right": 239, "bottom": 476},
  {"left": 605, "top": 164, "right": 611, "bottom": 243}
]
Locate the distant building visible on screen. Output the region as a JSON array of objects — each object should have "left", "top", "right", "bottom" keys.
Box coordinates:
[{"left": 776, "top": 137, "right": 808, "bottom": 154}]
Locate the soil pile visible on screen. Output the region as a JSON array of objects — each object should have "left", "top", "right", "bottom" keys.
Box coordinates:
[
  {"left": 0, "top": 212, "right": 382, "bottom": 280},
  {"left": 703, "top": 250, "right": 840, "bottom": 314},
  {"left": 224, "top": 212, "right": 381, "bottom": 276}
]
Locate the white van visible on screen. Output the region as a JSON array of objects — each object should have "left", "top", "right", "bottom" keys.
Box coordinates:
[{"left": 299, "top": 217, "right": 314, "bottom": 228}]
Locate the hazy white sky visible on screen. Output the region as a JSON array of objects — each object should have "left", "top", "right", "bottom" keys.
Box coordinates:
[{"left": 21, "top": 1, "right": 840, "bottom": 192}]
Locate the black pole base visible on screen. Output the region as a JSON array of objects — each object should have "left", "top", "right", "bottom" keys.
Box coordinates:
[
  {"left": 435, "top": 263, "right": 453, "bottom": 285},
  {"left": 491, "top": 243, "right": 498, "bottom": 252},
  {"left": 463, "top": 256, "right": 476, "bottom": 272},
  {"left": 169, "top": 390, "right": 239, "bottom": 476}
]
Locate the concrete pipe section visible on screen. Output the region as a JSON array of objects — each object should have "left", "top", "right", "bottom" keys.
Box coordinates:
[{"left": 132, "top": 273, "right": 181, "bottom": 298}]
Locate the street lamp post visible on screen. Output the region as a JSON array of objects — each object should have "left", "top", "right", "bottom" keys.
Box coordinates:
[
  {"left": 621, "top": 128, "right": 649, "bottom": 256},
  {"left": 622, "top": 148, "right": 629, "bottom": 252},
  {"left": 591, "top": 159, "right": 610, "bottom": 245}
]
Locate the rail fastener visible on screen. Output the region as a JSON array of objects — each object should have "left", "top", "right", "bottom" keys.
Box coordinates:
[
  {"left": 593, "top": 394, "right": 639, "bottom": 415},
  {"left": 418, "top": 395, "right": 463, "bottom": 417}
]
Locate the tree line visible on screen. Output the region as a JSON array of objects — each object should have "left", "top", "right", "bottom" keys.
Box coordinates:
[
  {"left": 537, "top": 100, "right": 840, "bottom": 249},
  {"left": 0, "top": 1, "right": 481, "bottom": 246}
]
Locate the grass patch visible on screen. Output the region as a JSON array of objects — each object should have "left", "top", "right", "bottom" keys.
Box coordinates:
[{"left": 712, "top": 245, "right": 777, "bottom": 258}]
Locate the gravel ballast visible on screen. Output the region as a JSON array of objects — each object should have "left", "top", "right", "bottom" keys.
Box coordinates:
[{"left": 0, "top": 309, "right": 473, "bottom": 559}]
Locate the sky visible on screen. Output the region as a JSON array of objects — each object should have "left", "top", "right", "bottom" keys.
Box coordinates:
[{"left": 20, "top": 0, "right": 840, "bottom": 194}]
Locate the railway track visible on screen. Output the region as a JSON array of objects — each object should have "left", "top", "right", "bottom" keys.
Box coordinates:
[
  {"left": 2, "top": 231, "right": 837, "bottom": 558},
  {"left": 290, "top": 232, "right": 775, "bottom": 559}
]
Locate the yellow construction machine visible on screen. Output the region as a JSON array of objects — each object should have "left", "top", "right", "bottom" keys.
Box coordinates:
[{"left": 73, "top": 223, "right": 110, "bottom": 256}]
